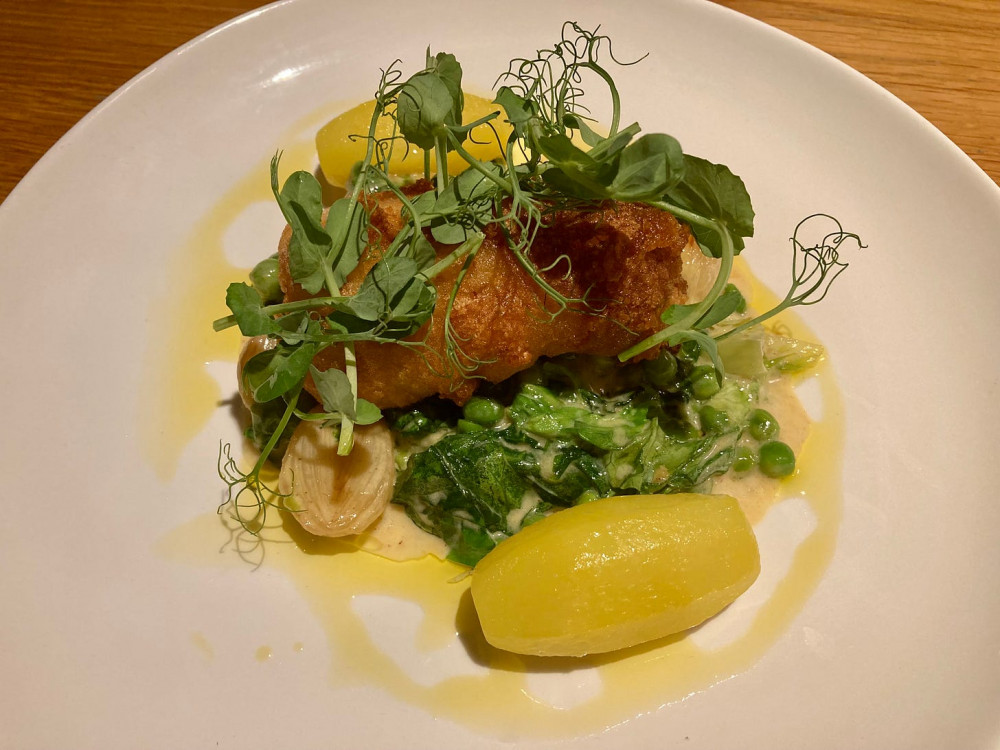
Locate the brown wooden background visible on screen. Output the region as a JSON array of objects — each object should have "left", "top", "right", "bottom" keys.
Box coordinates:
[{"left": 1, "top": 0, "right": 998, "bottom": 203}]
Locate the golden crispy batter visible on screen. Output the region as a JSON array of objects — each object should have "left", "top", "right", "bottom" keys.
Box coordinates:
[{"left": 278, "top": 186, "right": 691, "bottom": 408}]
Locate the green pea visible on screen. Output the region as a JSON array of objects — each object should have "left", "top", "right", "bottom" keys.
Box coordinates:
[
  {"left": 688, "top": 365, "right": 721, "bottom": 399},
  {"left": 463, "top": 396, "right": 504, "bottom": 426},
  {"left": 749, "top": 408, "right": 779, "bottom": 441},
  {"left": 676, "top": 340, "right": 702, "bottom": 364},
  {"left": 759, "top": 441, "right": 796, "bottom": 478},
  {"left": 733, "top": 446, "right": 757, "bottom": 472},
  {"left": 249, "top": 256, "right": 282, "bottom": 303},
  {"left": 642, "top": 352, "right": 678, "bottom": 390},
  {"left": 457, "top": 418, "right": 485, "bottom": 433},
  {"left": 392, "top": 410, "right": 430, "bottom": 435},
  {"left": 699, "top": 405, "right": 731, "bottom": 433}
]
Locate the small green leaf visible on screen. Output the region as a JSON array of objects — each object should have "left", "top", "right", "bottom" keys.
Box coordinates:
[
  {"left": 563, "top": 112, "right": 604, "bottom": 148},
  {"left": 585, "top": 122, "right": 640, "bottom": 162},
  {"left": 243, "top": 342, "right": 318, "bottom": 402},
  {"left": 271, "top": 157, "right": 332, "bottom": 294},
  {"left": 696, "top": 284, "right": 745, "bottom": 328},
  {"left": 429, "top": 165, "right": 499, "bottom": 243},
  {"left": 351, "top": 257, "right": 419, "bottom": 317},
  {"left": 661, "top": 283, "right": 745, "bottom": 330},
  {"left": 225, "top": 282, "right": 281, "bottom": 336},
  {"left": 668, "top": 329, "right": 724, "bottom": 383},
  {"left": 664, "top": 155, "right": 754, "bottom": 257},
  {"left": 354, "top": 399, "right": 383, "bottom": 426},
  {"left": 537, "top": 132, "right": 597, "bottom": 170},
  {"left": 325, "top": 197, "right": 367, "bottom": 288},
  {"left": 536, "top": 133, "right": 622, "bottom": 199},
  {"left": 429, "top": 220, "right": 472, "bottom": 245},
  {"left": 494, "top": 86, "right": 535, "bottom": 126},
  {"left": 389, "top": 272, "right": 436, "bottom": 319},
  {"left": 435, "top": 163, "right": 502, "bottom": 211},
  {"left": 309, "top": 347, "right": 382, "bottom": 429},
  {"left": 310, "top": 366, "right": 358, "bottom": 419},
  {"left": 396, "top": 52, "right": 464, "bottom": 150},
  {"left": 409, "top": 190, "right": 437, "bottom": 218},
  {"left": 409, "top": 233, "right": 437, "bottom": 271},
  {"left": 609, "top": 133, "right": 685, "bottom": 201},
  {"left": 329, "top": 256, "right": 436, "bottom": 338}
]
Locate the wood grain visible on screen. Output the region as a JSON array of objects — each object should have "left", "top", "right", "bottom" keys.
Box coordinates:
[
  {"left": 1, "top": 0, "right": 998, "bottom": 204},
  {"left": 711, "top": 0, "right": 1000, "bottom": 184},
  {"left": 0, "top": 0, "right": 263, "bottom": 202}
]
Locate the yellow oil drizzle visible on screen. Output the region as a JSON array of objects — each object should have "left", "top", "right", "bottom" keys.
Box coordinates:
[
  {"left": 191, "top": 631, "right": 214, "bottom": 661},
  {"left": 137, "top": 105, "right": 345, "bottom": 480},
  {"left": 149, "top": 113, "right": 845, "bottom": 737}
]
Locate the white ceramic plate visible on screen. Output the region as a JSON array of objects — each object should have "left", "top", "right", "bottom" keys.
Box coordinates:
[{"left": 2, "top": 1, "right": 999, "bottom": 747}]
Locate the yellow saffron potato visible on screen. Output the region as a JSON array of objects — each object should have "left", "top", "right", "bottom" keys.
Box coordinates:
[
  {"left": 316, "top": 93, "right": 512, "bottom": 187},
  {"left": 470, "top": 493, "right": 760, "bottom": 657}
]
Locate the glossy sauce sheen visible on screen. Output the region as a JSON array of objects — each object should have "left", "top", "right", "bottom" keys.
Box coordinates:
[{"left": 150, "top": 127, "right": 845, "bottom": 737}]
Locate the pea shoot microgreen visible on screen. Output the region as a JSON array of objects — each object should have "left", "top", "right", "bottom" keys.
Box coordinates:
[{"left": 214, "top": 22, "right": 860, "bottom": 535}]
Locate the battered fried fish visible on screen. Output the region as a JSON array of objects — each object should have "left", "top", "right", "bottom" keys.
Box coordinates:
[{"left": 278, "top": 185, "right": 698, "bottom": 409}]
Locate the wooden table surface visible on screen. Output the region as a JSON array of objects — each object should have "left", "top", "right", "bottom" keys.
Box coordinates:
[{"left": 1, "top": 0, "right": 998, "bottom": 204}]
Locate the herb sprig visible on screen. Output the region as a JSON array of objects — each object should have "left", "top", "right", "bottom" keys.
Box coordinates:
[{"left": 214, "top": 22, "right": 859, "bottom": 533}]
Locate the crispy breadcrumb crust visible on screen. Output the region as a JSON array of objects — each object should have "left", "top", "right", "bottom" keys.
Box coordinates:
[{"left": 278, "top": 185, "right": 691, "bottom": 408}]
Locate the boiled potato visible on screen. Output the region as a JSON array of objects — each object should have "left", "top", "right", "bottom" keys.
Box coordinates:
[
  {"left": 470, "top": 493, "right": 760, "bottom": 657},
  {"left": 316, "top": 93, "right": 512, "bottom": 187}
]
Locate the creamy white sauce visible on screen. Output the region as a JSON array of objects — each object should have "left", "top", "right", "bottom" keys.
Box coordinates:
[
  {"left": 350, "top": 504, "right": 448, "bottom": 561},
  {"left": 712, "top": 375, "right": 810, "bottom": 524},
  {"left": 351, "top": 240, "right": 815, "bottom": 561},
  {"left": 365, "top": 368, "right": 811, "bottom": 562},
  {"left": 506, "top": 490, "right": 542, "bottom": 533}
]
